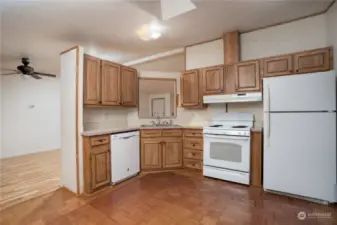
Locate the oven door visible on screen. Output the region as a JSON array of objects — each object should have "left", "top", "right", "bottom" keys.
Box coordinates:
[{"left": 203, "top": 134, "right": 250, "bottom": 172}]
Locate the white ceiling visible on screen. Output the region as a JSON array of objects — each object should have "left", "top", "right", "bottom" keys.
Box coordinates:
[{"left": 0, "top": 0, "right": 333, "bottom": 74}]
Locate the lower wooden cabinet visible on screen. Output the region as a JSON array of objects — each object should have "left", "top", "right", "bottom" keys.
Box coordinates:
[
  {"left": 83, "top": 135, "right": 111, "bottom": 194},
  {"left": 250, "top": 131, "right": 263, "bottom": 187},
  {"left": 162, "top": 139, "right": 183, "bottom": 168},
  {"left": 140, "top": 138, "right": 162, "bottom": 170},
  {"left": 141, "top": 129, "right": 183, "bottom": 171},
  {"left": 183, "top": 129, "right": 203, "bottom": 171}
]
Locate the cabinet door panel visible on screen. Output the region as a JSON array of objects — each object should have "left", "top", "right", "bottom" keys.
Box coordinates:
[
  {"left": 121, "top": 66, "right": 137, "bottom": 107},
  {"left": 181, "top": 70, "right": 200, "bottom": 107},
  {"left": 90, "top": 147, "right": 111, "bottom": 190},
  {"left": 141, "top": 139, "right": 162, "bottom": 169},
  {"left": 263, "top": 55, "right": 293, "bottom": 77},
  {"left": 163, "top": 139, "right": 182, "bottom": 168},
  {"left": 101, "top": 61, "right": 120, "bottom": 105},
  {"left": 294, "top": 48, "right": 331, "bottom": 74},
  {"left": 84, "top": 55, "right": 101, "bottom": 105},
  {"left": 202, "top": 66, "right": 224, "bottom": 95},
  {"left": 236, "top": 60, "right": 261, "bottom": 92}
]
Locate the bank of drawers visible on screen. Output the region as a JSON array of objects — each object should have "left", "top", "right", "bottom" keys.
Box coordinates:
[{"left": 183, "top": 129, "right": 203, "bottom": 170}]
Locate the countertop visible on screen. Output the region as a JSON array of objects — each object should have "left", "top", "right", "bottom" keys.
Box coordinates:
[{"left": 82, "top": 125, "right": 262, "bottom": 136}]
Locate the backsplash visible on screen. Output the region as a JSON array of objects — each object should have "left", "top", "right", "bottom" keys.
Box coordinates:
[
  {"left": 127, "top": 102, "right": 263, "bottom": 128},
  {"left": 83, "top": 108, "right": 129, "bottom": 130}
]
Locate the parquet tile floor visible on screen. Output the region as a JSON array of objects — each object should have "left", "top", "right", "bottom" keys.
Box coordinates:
[{"left": 0, "top": 170, "right": 336, "bottom": 225}]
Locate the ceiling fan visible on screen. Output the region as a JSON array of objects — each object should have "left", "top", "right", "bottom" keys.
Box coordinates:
[{"left": 0, "top": 57, "right": 57, "bottom": 79}]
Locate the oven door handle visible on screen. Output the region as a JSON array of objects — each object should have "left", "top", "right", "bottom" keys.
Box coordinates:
[{"left": 203, "top": 134, "right": 249, "bottom": 140}]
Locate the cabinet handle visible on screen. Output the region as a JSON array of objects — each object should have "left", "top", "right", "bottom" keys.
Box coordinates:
[
  {"left": 192, "top": 153, "right": 196, "bottom": 156},
  {"left": 99, "top": 101, "right": 102, "bottom": 104},
  {"left": 296, "top": 69, "right": 299, "bottom": 73},
  {"left": 192, "top": 144, "right": 195, "bottom": 147}
]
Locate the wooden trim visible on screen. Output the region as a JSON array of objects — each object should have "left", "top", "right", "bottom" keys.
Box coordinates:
[
  {"left": 184, "top": 46, "right": 187, "bottom": 70},
  {"left": 223, "top": 31, "right": 240, "bottom": 65},
  {"left": 60, "top": 46, "right": 79, "bottom": 55},
  {"left": 75, "top": 46, "right": 80, "bottom": 195},
  {"left": 185, "top": 37, "right": 222, "bottom": 48}
]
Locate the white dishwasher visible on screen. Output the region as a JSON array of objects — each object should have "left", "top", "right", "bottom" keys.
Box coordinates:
[{"left": 111, "top": 131, "right": 140, "bottom": 184}]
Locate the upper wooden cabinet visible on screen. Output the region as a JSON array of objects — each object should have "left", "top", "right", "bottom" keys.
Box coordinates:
[
  {"left": 83, "top": 55, "right": 138, "bottom": 107},
  {"left": 262, "top": 55, "right": 293, "bottom": 77},
  {"left": 121, "top": 66, "right": 138, "bottom": 107},
  {"left": 101, "top": 61, "right": 120, "bottom": 106},
  {"left": 84, "top": 55, "right": 101, "bottom": 105},
  {"left": 162, "top": 138, "right": 182, "bottom": 168},
  {"left": 202, "top": 66, "right": 224, "bottom": 95},
  {"left": 235, "top": 60, "right": 261, "bottom": 92},
  {"left": 294, "top": 47, "right": 332, "bottom": 74},
  {"left": 180, "top": 70, "right": 203, "bottom": 108}
]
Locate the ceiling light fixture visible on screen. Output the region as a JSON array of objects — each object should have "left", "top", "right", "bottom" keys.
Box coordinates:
[{"left": 136, "top": 20, "right": 164, "bottom": 41}]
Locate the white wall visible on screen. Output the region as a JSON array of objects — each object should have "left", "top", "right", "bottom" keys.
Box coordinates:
[
  {"left": 327, "top": 2, "right": 337, "bottom": 68},
  {"left": 1, "top": 75, "right": 60, "bottom": 158},
  {"left": 241, "top": 14, "right": 328, "bottom": 60},
  {"left": 185, "top": 39, "right": 224, "bottom": 70}
]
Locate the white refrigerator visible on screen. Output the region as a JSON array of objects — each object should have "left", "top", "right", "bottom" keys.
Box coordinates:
[{"left": 263, "top": 71, "right": 337, "bottom": 203}]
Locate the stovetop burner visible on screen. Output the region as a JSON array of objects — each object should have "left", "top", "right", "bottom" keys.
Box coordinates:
[
  {"left": 231, "top": 125, "right": 248, "bottom": 128},
  {"left": 209, "top": 125, "right": 223, "bottom": 127}
]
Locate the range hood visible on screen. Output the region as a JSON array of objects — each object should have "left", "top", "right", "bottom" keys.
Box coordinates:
[{"left": 203, "top": 92, "right": 262, "bottom": 104}]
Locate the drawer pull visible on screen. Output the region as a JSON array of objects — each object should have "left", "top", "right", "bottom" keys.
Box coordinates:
[
  {"left": 192, "top": 144, "right": 195, "bottom": 147},
  {"left": 192, "top": 153, "right": 196, "bottom": 156},
  {"left": 192, "top": 133, "right": 195, "bottom": 135}
]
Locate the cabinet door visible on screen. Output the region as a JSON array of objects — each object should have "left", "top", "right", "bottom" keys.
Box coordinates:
[
  {"left": 162, "top": 138, "right": 182, "bottom": 168},
  {"left": 294, "top": 48, "right": 331, "bottom": 74},
  {"left": 90, "top": 146, "right": 111, "bottom": 190},
  {"left": 202, "top": 66, "right": 224, "bottom": 95},
  {"left": 84, "top": 55, "right": 101, "bottom": 105},
  {"left": 141, "top": 138, "right": 162, "bottom": 169},
  {"left": 180, "top": 70, "right": 201, "bottom": 107},
  {"left": 235, "top": 60, "right": 261, "bottom": 92},
  {"left": 224, "top": 64, "right": 236, "bottom": 94},
  {"left": 101, "top": 61, "right": 120, "bottom": 106},
  {"left": 263, "top": 55, "right": 293, "bottom": 77},
  {"left": 121, "top": 66, "right": 138, "bottom": 107}
]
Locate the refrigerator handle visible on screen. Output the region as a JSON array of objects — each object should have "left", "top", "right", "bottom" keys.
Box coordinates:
[{"left": 265, "top": 85, "right": 270, "bottom": 147}]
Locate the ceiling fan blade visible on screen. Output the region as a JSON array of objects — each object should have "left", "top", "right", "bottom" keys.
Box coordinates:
[
  {"left": 33, "top": 72, "right": 57, "bottom": 78},
  {"left": 0, "top": 68, "right": 18, "bottom": 72},
  {"left": 0, "top": 72, "right": 19, "bottom": 75},
  {"left": 30, "top": 74, "right": 42, "bottom": 79}
]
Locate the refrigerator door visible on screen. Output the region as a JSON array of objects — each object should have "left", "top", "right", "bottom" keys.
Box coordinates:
[
  {"left": 263, "top": 71, "right": 336, "bottom": 112},
  {"left": 263, "top": 112, "right": 337, "bottom": 202}
]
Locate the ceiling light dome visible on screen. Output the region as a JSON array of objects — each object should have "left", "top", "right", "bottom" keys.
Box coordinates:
[{"left": 136, "top": 21, "right": 163, "bottom": 41}]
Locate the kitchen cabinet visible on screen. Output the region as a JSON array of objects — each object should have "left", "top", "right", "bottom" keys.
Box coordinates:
[
  {"left": 121, "top": 66, "right": 138, "bottom": 107},
  {"left": 141, "top": 138, "right": 162, "bottom": 170},
  {"left": 83, "top": 135, "right": 111, "bottom": 194},
  {"left": 294, "top": 47, "right": 332, "bottom": 74},
  {"left": 162, "top": 138, "right": 182, "bottom": 168},
  {"left": 101, "top": 60, "right": 120, "bottom": 106},
  {"left": 224, "top": 64, "right": 236, "bottom": 94},
  {"left": 262, "top": 55, "right": 293, "bottom": 77},
  {"left": 250, "top": 131, "right": 263, "bottom": 187},
  {"left": 183, "top": 129, "right": 203, "bottom": 171},
  {"left": 202, "top": 65, "right": 224, "bottom": 95},
  {"left": 83, "top": 55, "right": 138, "bottom": 107},
  {"left": 84, "top": 55, "right": 101, "bottom": 105},
  {"left": 140, "top": 129, "right": 183, "bottom": 170},
  {"left": 235, "top": 60, "right": 261, "bottom": 92},
  {"left": 180, "top": 70, "right": 203, "bottom": 108}
]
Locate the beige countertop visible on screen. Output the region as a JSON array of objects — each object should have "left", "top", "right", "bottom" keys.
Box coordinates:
[
  {"left": 82, "top": 125, "right": 262, "bottom": 136},
  {"left": 82, "top": 125, "right": 203, "bottom": 136}
]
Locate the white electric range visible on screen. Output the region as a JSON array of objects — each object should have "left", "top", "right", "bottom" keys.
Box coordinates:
[{"left": 203, "top": 113, "right": 253, "bottom": 185}]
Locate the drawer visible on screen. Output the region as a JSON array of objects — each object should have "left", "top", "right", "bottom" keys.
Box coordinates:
[
  {"left": 162, "top": 129, "right": 182, "bottom": 137},
  {"left": 184, "top": 138, "right": 203, "bottom": 150},
  {"left": 184, "top": 129, "right": 202, "bottom": 138},
  {"left": 184, "top": 149, "right": 203, "bottom": 160},
  {"left": 184, "top": 159, "right": 202, "bottom": 170},
  {"left": 90, "top": 135, "right": 110, "bottom": 146},
  {"left": 141, "top": 130, "right": 162, "bottom": 138}
]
